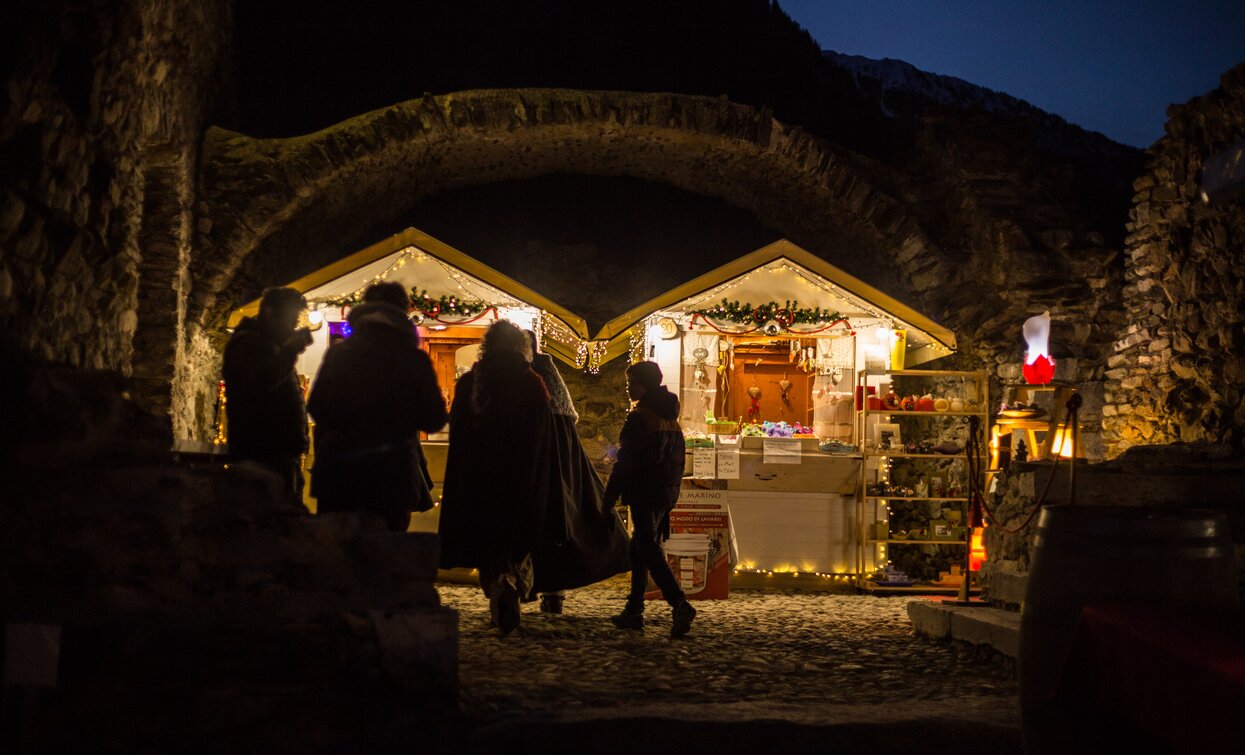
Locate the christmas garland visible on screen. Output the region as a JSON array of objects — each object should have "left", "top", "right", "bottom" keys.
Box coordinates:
[
  {"left": 693, "top": 299, "right": 844, "bottom": 326},
  {"left": 318, "top": 288, "right": 492, "bottom": 319},
  {"left": 410, "top": 290, "right": 489, "bottom": 318},
  {"left": 692, "top": 299, "right": 846, "bottom": 328}
]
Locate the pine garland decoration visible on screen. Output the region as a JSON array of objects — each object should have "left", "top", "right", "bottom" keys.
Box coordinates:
[{"left": 692, "top": 299, "right": 844, "bottom": 327}]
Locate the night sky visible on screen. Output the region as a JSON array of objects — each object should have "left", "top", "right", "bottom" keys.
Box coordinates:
[{"left": 780, "top": 0, "right": 1245, "bottom": 148}]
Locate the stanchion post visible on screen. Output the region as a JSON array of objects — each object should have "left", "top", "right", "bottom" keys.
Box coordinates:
[{"left": 1066, "top": 392, "right": 1081, "bottom": 507}]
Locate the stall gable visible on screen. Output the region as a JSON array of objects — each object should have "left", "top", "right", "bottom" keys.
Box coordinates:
[
  {"left": 225, "top": 227, "right": 592, "bottom": 369},
  {"left": 594, "top": 239, "right": 957, "bottom": 368}
]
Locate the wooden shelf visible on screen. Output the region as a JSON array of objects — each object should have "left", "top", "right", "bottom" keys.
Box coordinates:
[
  {"left": 865, "top": 496, "right": 969, "bottom": 502},
  {"left": 858, "top": 410, "right": 988, "bottom": 417},
  {"left": 866, "top": 452, "right": 983, "bottom": 459},
  {"left": 853, "top": 367, "right": 988, "bottom": 591},
  {"left": 866, "top": 539, "right": 968, "bottom": 545}
]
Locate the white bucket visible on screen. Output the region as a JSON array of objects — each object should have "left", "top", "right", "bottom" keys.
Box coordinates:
[{"left": 662, "top": 533, "right": 712, "bottom": 595}]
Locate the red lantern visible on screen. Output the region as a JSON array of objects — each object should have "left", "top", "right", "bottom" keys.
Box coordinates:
[{"left": 1023, "top": 354, "right": 1055, "bottom": 384}]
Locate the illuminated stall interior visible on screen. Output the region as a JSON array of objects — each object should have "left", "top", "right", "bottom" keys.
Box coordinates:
[
  {"left": 227, "top": 227, "right": 590, "bottom": 525},
  {"left": 593, "top": 239, "right": 957, "bottom": 444},
  {"left": 587, "top": 240, "right": 959, "bottom": 579},
  {"left": 228, "top": 227, "right": 591, "bottom": 423}
]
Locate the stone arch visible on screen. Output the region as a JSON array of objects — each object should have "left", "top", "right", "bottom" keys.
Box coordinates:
[{"left": 193, "top": 89, "right": 947, "bottom": 331}]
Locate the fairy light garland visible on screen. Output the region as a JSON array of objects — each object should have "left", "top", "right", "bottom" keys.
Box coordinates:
[
  {"left": 731, "top": 566, "right": 857, "bottom": 581},
  {"left": 211, "top": 380, "right": 227, "bottom": 445},
  {"left": 541, "top": 312, "right": 589, "bottom": 369},
  {"left": 627, "top": 325, "right": 646, "bottom": 364},
  {"left": 586, "top": 340, "right": 609, "bottom": 374}
]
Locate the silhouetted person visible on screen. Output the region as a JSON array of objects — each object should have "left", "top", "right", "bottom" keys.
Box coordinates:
[
  {"left": 439, "top": 321, "right": 559, "bottom": 637},
  {"left": 307, "top": 282, "right": 447, "bottom": 531},
  {"left": 523, "top": 330, "right": 630, "bottom": 615},
  {"left": 604, "top": 361, "right": 696, "bottom": 638},
  {"left": 222, "top": 287, "right": 313, "bottom": 505}
]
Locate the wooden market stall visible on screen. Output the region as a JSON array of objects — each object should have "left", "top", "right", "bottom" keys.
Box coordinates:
[
  {"left": 226, "top": 227, "right": 592, "bottom": 527},
  {"left": 589, "top": 239, "right": 960, "bottom": 582}
]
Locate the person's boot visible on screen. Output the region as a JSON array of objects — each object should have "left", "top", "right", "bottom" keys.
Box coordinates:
[
  {"left": 496, "top": 584, "right": 521, "bottom": 638},
  {"left": 539, "top": 594, "right": 564, "bottom": 614},
  {"left": 671, "top": 599, "right": 696, "bottom": 639},
  {"left": 610, "top": 599, "right": 645, "bottom": 630}
]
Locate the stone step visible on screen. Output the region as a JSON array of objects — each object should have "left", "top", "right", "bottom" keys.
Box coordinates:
[{"left": 907, "top": 599, "right": 1020, "bottom": 658}]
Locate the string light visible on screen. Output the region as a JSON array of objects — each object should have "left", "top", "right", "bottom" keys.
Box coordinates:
[
  {"left": 730, "top": 566, "right": 857, "bottom": 581},
  {"left": 541, "top": 312, "right": 589, "bottom": 369},
  {"left": 211, "top": 380, "right": 227, "bottom": 445}
]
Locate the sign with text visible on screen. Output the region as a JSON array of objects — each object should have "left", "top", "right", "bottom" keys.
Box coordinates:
[
  {"left": 762, "top": 437, "right": 802, "bottom": 464},
  {"left": 645, "top": 488, "right": 736, "bottom": 601},
  {"left": 691, "top": 447, "right": 716, "bottom": 479}
]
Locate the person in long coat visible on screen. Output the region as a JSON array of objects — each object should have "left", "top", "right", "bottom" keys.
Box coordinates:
[
  {"left": 307, "top": 282, "right": 447, "bottom": 531},
  {"left": 222, "top": 287, "right": 313, "bottom": 505},
  {"left": 524, "top": 330, "right": 630, "bottom": 614},
  {"left": 439, "top": 320, "right": 561, "bottom": 636}
]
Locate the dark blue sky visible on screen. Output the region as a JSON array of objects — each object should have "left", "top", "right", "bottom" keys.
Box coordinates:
[{"left": 780, "top": 0, "right": 1245, "bottom": 148}]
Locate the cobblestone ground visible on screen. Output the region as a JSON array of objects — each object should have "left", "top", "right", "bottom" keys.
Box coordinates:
[{"left": 438, "top": 579, "right": 1017, "bottom": 721}]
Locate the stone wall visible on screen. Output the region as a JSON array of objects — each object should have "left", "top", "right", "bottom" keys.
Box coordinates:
[
  {"left": 1, "top": 0, "right": 230, "bottom": 437},
  {"left": 1, "top": 346, "right": 457, "bottom": 750},
  {"left": 1104, "top": 64, "right": 1245, "bottom": 455}
]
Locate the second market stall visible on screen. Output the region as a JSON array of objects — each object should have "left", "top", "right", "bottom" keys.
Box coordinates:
[{"left": 591, "top": 239, "right": 958, "bottom": 581}]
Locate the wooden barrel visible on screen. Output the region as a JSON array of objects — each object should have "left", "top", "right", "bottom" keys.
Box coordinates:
[{"left": 1019, "top": 504, "right": 1238, "bottom": 753}]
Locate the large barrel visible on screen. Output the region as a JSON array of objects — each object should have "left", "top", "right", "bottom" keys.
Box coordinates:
[{"left": 1019, "top": 505, "right": 1238, "bottom": 753}]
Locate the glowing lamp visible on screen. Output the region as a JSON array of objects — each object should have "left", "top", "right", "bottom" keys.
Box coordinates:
[
  {"left": 1022, "top": 311, "right": 1055, "bottom": 384},
  {"left": 969, "top": 527, "right": 986, "bottom": 572},
  {"left": 1052, "top": 426, "right": 1076, "bottom": 458}
]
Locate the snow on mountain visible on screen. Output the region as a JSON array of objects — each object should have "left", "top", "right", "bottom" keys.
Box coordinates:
[{"left": 824, "top": 50, "right": 1137, "bottom": 160}]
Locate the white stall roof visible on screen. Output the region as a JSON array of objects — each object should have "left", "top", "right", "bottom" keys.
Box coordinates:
[
  {"left": 594, "top": 239, "right": 957, "bottom": 366},
  {"left": 227, "top": 227, "right": 589, "bottom": 339}
]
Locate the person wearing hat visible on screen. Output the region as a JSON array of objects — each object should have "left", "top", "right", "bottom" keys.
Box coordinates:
[
  {"left": 307, "top": 282, "right": 447, "bottom": 531},
  {"left": 603, "top": 360, "right": 697, "bottom": 638},
  {"left": 222, "top": 286, "right": 313, "bottom": 506}
]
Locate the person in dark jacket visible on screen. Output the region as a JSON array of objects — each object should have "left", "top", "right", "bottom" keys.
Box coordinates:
[
  {"left": 603, "top": 361, "right": 697, "bottom": 638},
  {"left": 439, "top": 320, "right": 560, "bottom": 637},
  {"left": 222, "top": 287, "right": 313, "bottom": 505},
  {"left": 523, "top": 330, "right": 630, "bottom": 614},
  {"left": 307, "top": 282, "right": 447, "bottom": 532}
]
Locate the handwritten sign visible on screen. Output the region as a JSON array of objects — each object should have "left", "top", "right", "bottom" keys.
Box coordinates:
[
  {"left": 762, "top": 437, "right": 802, "bottom": 464},
  {"left": 692, "top": 447, "right": 717, "bottom": 479},
  {"left": 715, "top": 444, "right": 739, "bottom": 479}
]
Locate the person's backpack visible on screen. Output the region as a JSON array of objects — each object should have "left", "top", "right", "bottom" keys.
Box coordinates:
[{"left": 635, "top": 406, "right": 685, "bottom": 510}]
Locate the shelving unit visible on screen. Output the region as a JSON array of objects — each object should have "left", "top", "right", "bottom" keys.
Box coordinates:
[{"left": 853, "top": 369, "right": 989, "bottom": 593}]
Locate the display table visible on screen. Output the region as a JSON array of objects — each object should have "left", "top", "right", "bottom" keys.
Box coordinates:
[{"left": 1055, "top": 603, "right": 1245, "bottom": 754}]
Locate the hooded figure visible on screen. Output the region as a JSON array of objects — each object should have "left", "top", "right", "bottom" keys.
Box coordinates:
[
  {"left": 603, "top": 361, "right": 697, "bottom": 639},
  {"left": 222, "top": 286, "right": 313, "bottom": 504},
  {"left": 524, "top": 330, "right": 630, "bottom": 614},
  {"left": 438, "top": 320, "right": 561, "bottom": 636},
  {"left": 307, "top": 283, "right": 447, "bottom": 531}
]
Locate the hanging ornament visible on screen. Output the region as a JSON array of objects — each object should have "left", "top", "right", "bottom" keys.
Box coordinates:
[
  {"left": 775, "top": 309, "right": 794, "bottom": 327},
  {"left": 779, "top": 375, "right": 793, "bottom": 404},
  {"left": 747, "top": 385, "right": 762, "bottom": 420}
]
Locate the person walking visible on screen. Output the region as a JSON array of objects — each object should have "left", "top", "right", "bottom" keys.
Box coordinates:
[
  {"left": 439, "top": 321, "right": 560, "bottom": 637},
  {"left": 603, "top": 361, "right": 696, "bottom": 638},
  {"left": 222, "top": 287, "right": 313, "bottom": 506},
  {"left": 523, "top": 330, "right": 630, "bottom": 615},
  {"left": 307, "top": 282, "right": 447, "bottom": 531}
]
